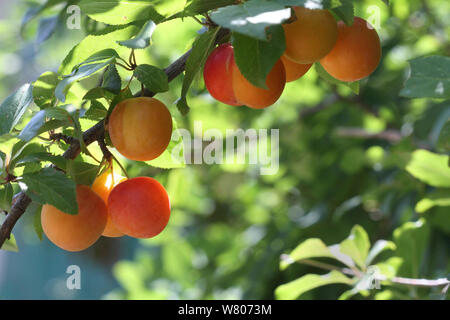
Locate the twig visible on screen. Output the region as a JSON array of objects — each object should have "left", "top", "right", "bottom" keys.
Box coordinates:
[
  {"left": 387, "top": 276, "right": 450, "bottom": 288},
  {"left": 0, "top": 193, "right": 31, "bottom": 243},
  {"left": 335, "top": 127, "right": 431, "bottom": 149},
  {"left": 280, "top": 254, "right": 450, "bottom": 290},
  {"left": 0, "top": 28, "right": 230, "bottom": 250},
  {"left": 97, "top": 131, "right": 113, "bottom": 162},
  {"left": 49, "top": 132, "right": 78, "bottom": 145}
]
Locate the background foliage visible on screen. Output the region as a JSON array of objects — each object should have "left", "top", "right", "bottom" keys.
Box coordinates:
[{"left": 0, "top": 0, "right": 449, "bottom": 300}]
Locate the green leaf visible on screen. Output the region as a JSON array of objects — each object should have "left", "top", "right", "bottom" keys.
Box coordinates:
[
  {"left": 117, "top": 20, "right": 156, "bottom": 49},
  {"left": 338, "top": 288, "right": 361, "bottom": 300},
  {"left": 0, "top": 84, "right": 33, "bottom": 136},
  {"left": 83, "top": 87, "right": 115, "bottom": 101},
  {"left": 406, "top": 150, "right": 450, "bottom": 187},
  {"left": 18, "top": 110, "right": 47, "bottom": 142},
  {"left": 84, "top": 100, "right": 108, "bottom": 121},
  {"left": 18, "top": 107, "right": 73, "bottom": 142},
  {"left": 0, "top": 219, "right": 19, "bottom": 252},
  {"left": 79, "top": 0, "right": 165, "bottom": 25},
  {"left": 21, "top": 6, "right": 43, "bottom": 35},
  {"left": 210, "top": 0, "right": 291, "bottom": 41},
  {"left": 365, "top": 240, "right": 396, "bottom": 265},
  {"left": 400, "top": 56, "right": 450, "bottom": 99},
  {"left": 0, "top": 151, "right": 6, "bottom": 177},
  {"left": 415, "top": 189, "right": 450, "bottom": 213},
  {"left": 33, "top": 71, "right": 59, "bottom": 109},
  {"left": 24, "top": 202, "right": 43, "bottom": 241},
  {"left": 330, "top": 0, "right": 354, "bottom": 25},
  {"left": 178, "top": 27, "right": 220, "bottom": 115},
  {"left": 73, "top": 49, "right": 120, "bottom": 71},
  {"left": 39, "top": 119, "right": 69, "bottom": 135},
  {"left": 9, "top": 143, "right": 47, "bottom": 171},
  {"left": 428, "top": 207, "right": 450, "bottom": 234},
  {"left": 0, "top": 183, "right": 14, "bottom": 212},
  {"left": 16, "top": 152, "right": 67, "bottom": 171},
  {"left": 36, "top": 15, "right": 59, "bottom": 45},
  {"left": 275, "top": 271, "right": 353, "bottom": 299},
  {"left": 315, "top": 63, "right": 359, "bottom": 94},
  {"left": 66, "top": 160, "right": 100, "bottom": 186},
  {"left": 437, "top": 121, "right": 450, "bottom": 152},
  {"left": 23, "top": 162, "right": 42, "bottom": 174},
  {"left": 59, "top": 24, "right": 140, "bottom": 75},
  {"left": 339, "top": 225, "right": 370, "bottom": 269},
  {"left": 280, "top": 238, "right": 335, "bottom": 270},
  {"left": 328, "top": 244, "right": 357, "bottom": 268},
  {"left": 170, "top": 0, "right": 236, "bottom": 19},
  {"left": 232, "top": 25, "right": 285, "bottom": 88},
  {"left": 393, "top": 218, "right": 430, "bottom": 278},
  {"left": 2, "top": 235, "right": 19, "bottom": 252},
  {"left": 20, "top": 0, "right": 67, "bottom": 35},
  {"left": 22, "top": 167, "right": 78, "bottom": 215},
  {"left": 176, "top": 98, "right": 190, "bottom": 116},
  {"left": 374, "top": 257, "right": 403, "bottom": 280},
  {"left": 69, "top": 111, "right": 89, "bottom": 155},
  {"left": 102, "top": 64, "right": 122, "bottom": 94},
  {"left": 56, "top": 60, "right": 113, "bottom": 102},
  {"left": 134, "top": 64, "right": 169, "bottom": 93}
]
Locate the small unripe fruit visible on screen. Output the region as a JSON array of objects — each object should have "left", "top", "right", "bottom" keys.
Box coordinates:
[
  {"left": 108, "top": 97, "right": 173, "bottom": 161},
  {"left": 320, "top": 17, "right": 381, "bottom": 82},
  {"left": 91, "top": 170, "right": 127, "bottom": 238},
  {"left": 41, "top": 185, "right": 107, "bottom": 252},
  {"left": 108, "top": 177, "right": 170, "bottom": 239},
  {"left": 280, "top": 55, "right": 312, "bottom": 82},
  {"left": 283, "top": 7, "right": 338, "bottom": 64}
]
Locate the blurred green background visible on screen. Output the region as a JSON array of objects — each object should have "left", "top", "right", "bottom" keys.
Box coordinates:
[{"left": 0, "top": 0, "right": 449, "bottom": 299}]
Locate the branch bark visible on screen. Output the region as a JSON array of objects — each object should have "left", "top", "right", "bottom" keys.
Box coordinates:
[
  {"left": 0, "top": 28, "right": 230, "bottom": 249},
  {"left": 335, "top": 127, "right": 404, "bottom": 143}
]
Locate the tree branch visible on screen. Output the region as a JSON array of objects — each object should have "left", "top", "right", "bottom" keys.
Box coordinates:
[
  {"left": 0, "top": 28, "right": 230, "bottom": 249},
  {"left": 335, "top": 127, "right": 404, "bottom": 143},
  {"left": 280, "top": 254, "right": 450, "bottom": 291},
  {"left": 335, "top": 127, "right": 431, "bottom": 149},
  {"left": 386, "top": 276, "right": 450, "bottom": 288}
]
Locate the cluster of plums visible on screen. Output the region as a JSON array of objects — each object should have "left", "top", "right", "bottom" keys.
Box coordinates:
[
  {"left": 40, "top": 7, "right": 382, "bottom": 252},
  {"left": 41, "top": 97, "right": 174, "bottom": 251},
  {"left": 204, "top": 7, "right": 382, "bottom": 109}
]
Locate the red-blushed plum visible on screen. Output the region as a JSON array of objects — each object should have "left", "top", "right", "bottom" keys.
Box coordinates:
[
  {"left": 108, "top": 177, "right": 171, "bottom": 239},
  {"left": 203, "top": 43, "right": 240, "bottom": 106}
]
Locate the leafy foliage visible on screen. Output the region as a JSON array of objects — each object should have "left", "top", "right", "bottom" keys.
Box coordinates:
[{"left": 0, "top": 0, "right": 448, "bottom": 301}]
